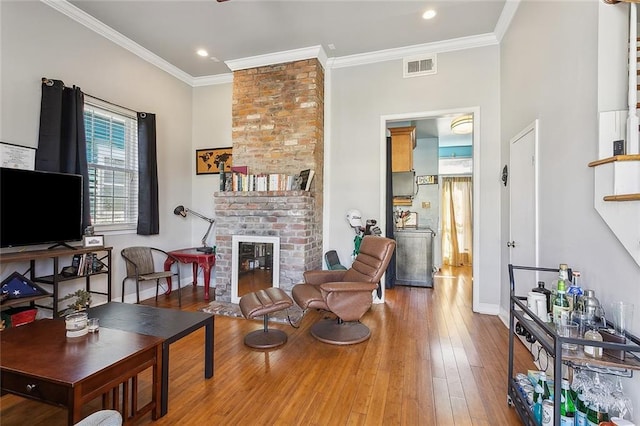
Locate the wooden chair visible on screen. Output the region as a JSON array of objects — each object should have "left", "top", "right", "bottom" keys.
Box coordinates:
[{"left": 121, "top": 247, "right": 181, "bottom": 306}]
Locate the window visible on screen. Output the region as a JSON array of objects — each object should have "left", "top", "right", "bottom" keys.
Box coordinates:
[{"left": 84, "top": 99, "right": 138, "bottom": 231}]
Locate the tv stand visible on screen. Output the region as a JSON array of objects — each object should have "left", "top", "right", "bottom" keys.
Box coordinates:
[
  {"left": 0, "top": 246, "right": 112, "bottom": 317},
  {"left": 48, "top": 242, "right": 78, "bottom": 250}
]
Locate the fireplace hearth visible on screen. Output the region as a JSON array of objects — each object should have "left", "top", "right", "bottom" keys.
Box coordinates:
[{"left": 213, "top": 191, "right": 321, "bottom": 302}]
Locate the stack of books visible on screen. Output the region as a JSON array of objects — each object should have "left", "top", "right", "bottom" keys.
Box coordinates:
[
  {"left": 71, "top": 253, "right": 105, "bottom": 276},
  {"left": 226, "top": 167, "right": 315, "bottom": 192}
]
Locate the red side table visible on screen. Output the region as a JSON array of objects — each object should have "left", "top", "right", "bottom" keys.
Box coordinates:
[{"left": 164, "top": 248, "right": 216, "bottom": 301}]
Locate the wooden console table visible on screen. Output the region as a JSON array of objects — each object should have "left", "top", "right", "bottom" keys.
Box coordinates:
[
  {"left": 0, "top": 318, "right": 162, "bottom": 425},
  {"left": 0, "top": 246, "right": 112, "bottom": 317},
  {"left": 164, "top": 248, "right": 216, "bottom": 301}
]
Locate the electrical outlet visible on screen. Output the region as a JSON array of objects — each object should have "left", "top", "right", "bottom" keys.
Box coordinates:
[{"left": 422, "top": 201, "right": 431, "bottom": 209}]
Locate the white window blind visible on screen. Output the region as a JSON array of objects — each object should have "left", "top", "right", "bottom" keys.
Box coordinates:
[{"left": 84, "top": 99, "right": 138, "bottom": 231}]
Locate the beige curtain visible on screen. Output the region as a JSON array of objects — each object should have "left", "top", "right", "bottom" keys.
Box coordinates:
[{"left": 441, "top": 176, "right": 473, "bottom": 266}]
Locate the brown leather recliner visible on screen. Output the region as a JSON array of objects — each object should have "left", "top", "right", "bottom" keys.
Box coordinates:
[{"left": 292, "top": 236, "right": 396, "bottom": 345}]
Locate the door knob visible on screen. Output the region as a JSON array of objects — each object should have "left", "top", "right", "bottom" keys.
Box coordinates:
[{"left": 507, "top": 241, "right": 516, "bottom": 248}]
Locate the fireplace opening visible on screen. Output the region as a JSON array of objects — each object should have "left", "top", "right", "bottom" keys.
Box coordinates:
[{"left": 231, "top": 235, "right": 280, "bottom": 303}]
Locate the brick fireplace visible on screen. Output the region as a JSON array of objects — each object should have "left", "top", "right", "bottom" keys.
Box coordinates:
[{"left": 213, "top": 58, "right": 324, "bottom": 301}]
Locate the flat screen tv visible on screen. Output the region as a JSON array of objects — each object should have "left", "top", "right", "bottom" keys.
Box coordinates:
[
  {"left": 392, "top": 171, "right": 415, "bottom": 197},
  {"left": 1, "top": 167, "right": 83, "bottom": 248}
]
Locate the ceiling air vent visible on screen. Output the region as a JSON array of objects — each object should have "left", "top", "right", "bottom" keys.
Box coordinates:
[{"left": 403, "top": 54, "right": 437, "bottom": 78}]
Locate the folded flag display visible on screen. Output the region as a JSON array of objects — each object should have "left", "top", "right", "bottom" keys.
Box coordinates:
[{"left": 1, "top": 271, "right": 48, "bottom": 300}]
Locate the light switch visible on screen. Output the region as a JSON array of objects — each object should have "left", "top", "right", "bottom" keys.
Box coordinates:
[{"left": 422, "top": 201, "right": 431, "bottom": 209}]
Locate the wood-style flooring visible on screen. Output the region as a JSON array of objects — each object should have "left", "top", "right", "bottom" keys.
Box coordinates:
[
  {"left": 238, "top": 268, "right": 272, "bottom": 298},
  {"left": 0, "top": 265, "right": 535, "bottom": 425}
]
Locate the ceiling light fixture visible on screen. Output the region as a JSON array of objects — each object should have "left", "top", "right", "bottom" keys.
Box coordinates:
[
  {"left": 196, "top": 49, "right": 208, "bottom": 57},
  {"left": 450, "top": 115, "right": 473, "bottom": 135},
  {"left": 422, "top": 9, "right": 436, "bottom": 20}
]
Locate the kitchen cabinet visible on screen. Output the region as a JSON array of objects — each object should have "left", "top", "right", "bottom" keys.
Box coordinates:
[
  {"left": 390, "top": 126, "right": 416, "bottom": 172},
  {"left": 395, "top": 228, "right": 435, "bottom": 287}
]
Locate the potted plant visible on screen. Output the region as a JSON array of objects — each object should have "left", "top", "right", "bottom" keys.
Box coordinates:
[{"left": 60, "top": 289, "right": 91, "bottom": 316}]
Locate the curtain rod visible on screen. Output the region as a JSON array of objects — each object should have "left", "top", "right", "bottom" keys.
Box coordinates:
[{"left": 41, "top": 77, "right": 141, "bottom": 116}]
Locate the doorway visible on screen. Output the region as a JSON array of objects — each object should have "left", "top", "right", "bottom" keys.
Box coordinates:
[
  {"left": 441, "top": 176, "right": 473, "bottom": 267},
  {"left": 381, "top": 107, "right": 479, "bottom": 308},
  {"left": 508, "top": 120, "right": 539, "bottom": 290}
]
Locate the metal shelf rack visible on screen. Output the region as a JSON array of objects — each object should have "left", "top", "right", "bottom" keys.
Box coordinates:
[{"left": 507, "top": 264, "right": 640, "bottom": 425}]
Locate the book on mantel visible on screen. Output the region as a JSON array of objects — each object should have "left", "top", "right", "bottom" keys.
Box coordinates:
[{"left": 299, "top": 169, "right": 315, "bottom": 191}]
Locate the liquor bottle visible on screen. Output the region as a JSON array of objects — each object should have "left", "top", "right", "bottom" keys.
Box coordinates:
[
  {"left": 553, "top": 264, "right": 571, "bottom": 325},
  {"left": 533, "top": 372, "right": 551, "bottom": 405},
  {"left": 567, "top": 271, "right": 584, "bottom": 312},
  {"left": 583, "top": 327, "right": 603, "bottom": 359},
  {"left": 560, "top": 378, "right": 576, "bottom": 426}
]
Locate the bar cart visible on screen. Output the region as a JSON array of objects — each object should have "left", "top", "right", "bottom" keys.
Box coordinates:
[{"left": 507, "top": 264, "right": 640, "bottom": 425}]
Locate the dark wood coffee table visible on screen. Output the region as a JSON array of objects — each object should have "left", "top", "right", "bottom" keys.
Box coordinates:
[
  {"left": 0, "top": 318, "right": 163, "bottom": 425},
  {"left": 88, "top": 302, "right": 214, "bottom": 416}
]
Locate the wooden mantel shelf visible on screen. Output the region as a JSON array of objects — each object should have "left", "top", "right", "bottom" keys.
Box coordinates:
[
  {"left": 587, "top": 154, "right": 640, "bottom": 167},
  {"left": 603, "top": 193, "right": 640, "bottom": 201},
  {"left": 588, "top": 154, "right": 640, "bottom": 201}
]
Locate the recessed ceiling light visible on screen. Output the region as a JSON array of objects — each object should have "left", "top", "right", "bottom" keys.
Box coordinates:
[
  {"left": 196, "top": 49, "right": 208, "bottom": 57},
  {"left": 422, "top": 9, "right": 436, "bottom": 20}
]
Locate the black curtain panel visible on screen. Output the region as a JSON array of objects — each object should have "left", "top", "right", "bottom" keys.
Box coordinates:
[
  {"left": 137, "top": 112, "right": 160, "bottom": 235},
  {"left": 385, "top": 135, "right": 396, "bottom": 289},
  {"left": 36, "top": 78, "right": 91, "bottom": 233}
]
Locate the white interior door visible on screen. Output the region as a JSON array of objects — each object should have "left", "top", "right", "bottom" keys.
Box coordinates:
[{"left": 509, "top": 120, "right": 539, "bottom": 293}]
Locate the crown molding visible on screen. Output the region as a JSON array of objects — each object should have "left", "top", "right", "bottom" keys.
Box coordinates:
[
  {"left": 41, "top": 0, "right": 194, "bottom": 86},
  {"left": 330, "top": 33, "right": 499, "bottom": 70},
  {"left": 225, "top": 45, "right": 328, "bottom": 72},
  {"left": 494, "top": 0, "right": 521, "bottom": 42},
  {"left": 192, "top": 73, "right": 234, "bottom": 87},
  {"left": 43, "top": 0, "right": 510, "bottom": 88}
]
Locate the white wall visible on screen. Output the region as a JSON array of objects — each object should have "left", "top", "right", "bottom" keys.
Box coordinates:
[
  {"left": 0, "top": 1, "right": 194, "bottom": 301},
  {"left": 501, "top": 0, "right": 640, "bottom": 406},
  {"left": 191, "top": 84, "right": 232, "bottom": 284},
  {"left": 328, "top": 46, "right": 502, "bottom": 310}
]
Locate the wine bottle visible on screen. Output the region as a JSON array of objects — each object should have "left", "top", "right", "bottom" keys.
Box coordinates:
[
  {"left": 575, "top": 391, "right": 589, "bottom": 426},
  {"left": 560, "top": 378, "right": 576, "bottom": 426},
  {"left": 533, "top": 371, "right": 551, "bottom": 404},
  {"left": 553, "top": 263, "right": 571, "bottom": 325}
]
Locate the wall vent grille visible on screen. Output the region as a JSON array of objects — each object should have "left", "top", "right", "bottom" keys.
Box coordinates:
[{"left": 403, "top": 54, "right": 437, "bottom": 78}]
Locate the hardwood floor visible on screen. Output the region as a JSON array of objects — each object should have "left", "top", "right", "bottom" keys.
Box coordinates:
[
  {"left": 0, "top": 266, "right": 535, "bottom": 425},
  {"left": 238, "top": 268, "right": 273, "bottom": 297}
]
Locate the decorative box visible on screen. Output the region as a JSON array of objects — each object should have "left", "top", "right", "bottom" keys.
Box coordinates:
[{"left": 1, "top": 306, "right": 38, "bottom": 328}]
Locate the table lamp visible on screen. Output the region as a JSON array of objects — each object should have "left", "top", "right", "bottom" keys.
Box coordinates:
[{"left": 173, "top": 205, "right": 215, "bottom": 254}]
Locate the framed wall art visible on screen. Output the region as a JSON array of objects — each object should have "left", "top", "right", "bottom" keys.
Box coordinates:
[
  {"left": 417, "top": 175, "right": 438, "bottom": 185},
  {"left": 196, "top": 147, "right": 233, "bottom": 175},
  {"left": 0, "top": 142, "right": 36, "bottom": 170},
  {"left": 83, "top": 235, "right": 104, "bottom": 248}
]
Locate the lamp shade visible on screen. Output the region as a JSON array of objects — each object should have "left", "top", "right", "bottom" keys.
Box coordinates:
[
  {"left": 450, "top": 115, "right": 473, "bottom": 135},
  {"left": 173, "top": 205, "right": 187, "bottom": 217}
]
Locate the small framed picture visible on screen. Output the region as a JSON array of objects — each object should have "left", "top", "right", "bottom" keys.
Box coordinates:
[
  {"left": 417, "top": 175, "right": 438, "bottom": 185},
  {"left": 83, "top": 235, "right": 104, "bottom": 248},
  {"left": 196, "top": 147, "right": 233, "bottom": 175},
  {"left": 404, "top": 212, "right": 418, "bottom": 228}
]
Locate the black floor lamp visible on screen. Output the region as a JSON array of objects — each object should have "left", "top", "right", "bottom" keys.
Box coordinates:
[{"left": 173, "top": 205, "right": 215, "bottom": 254}]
